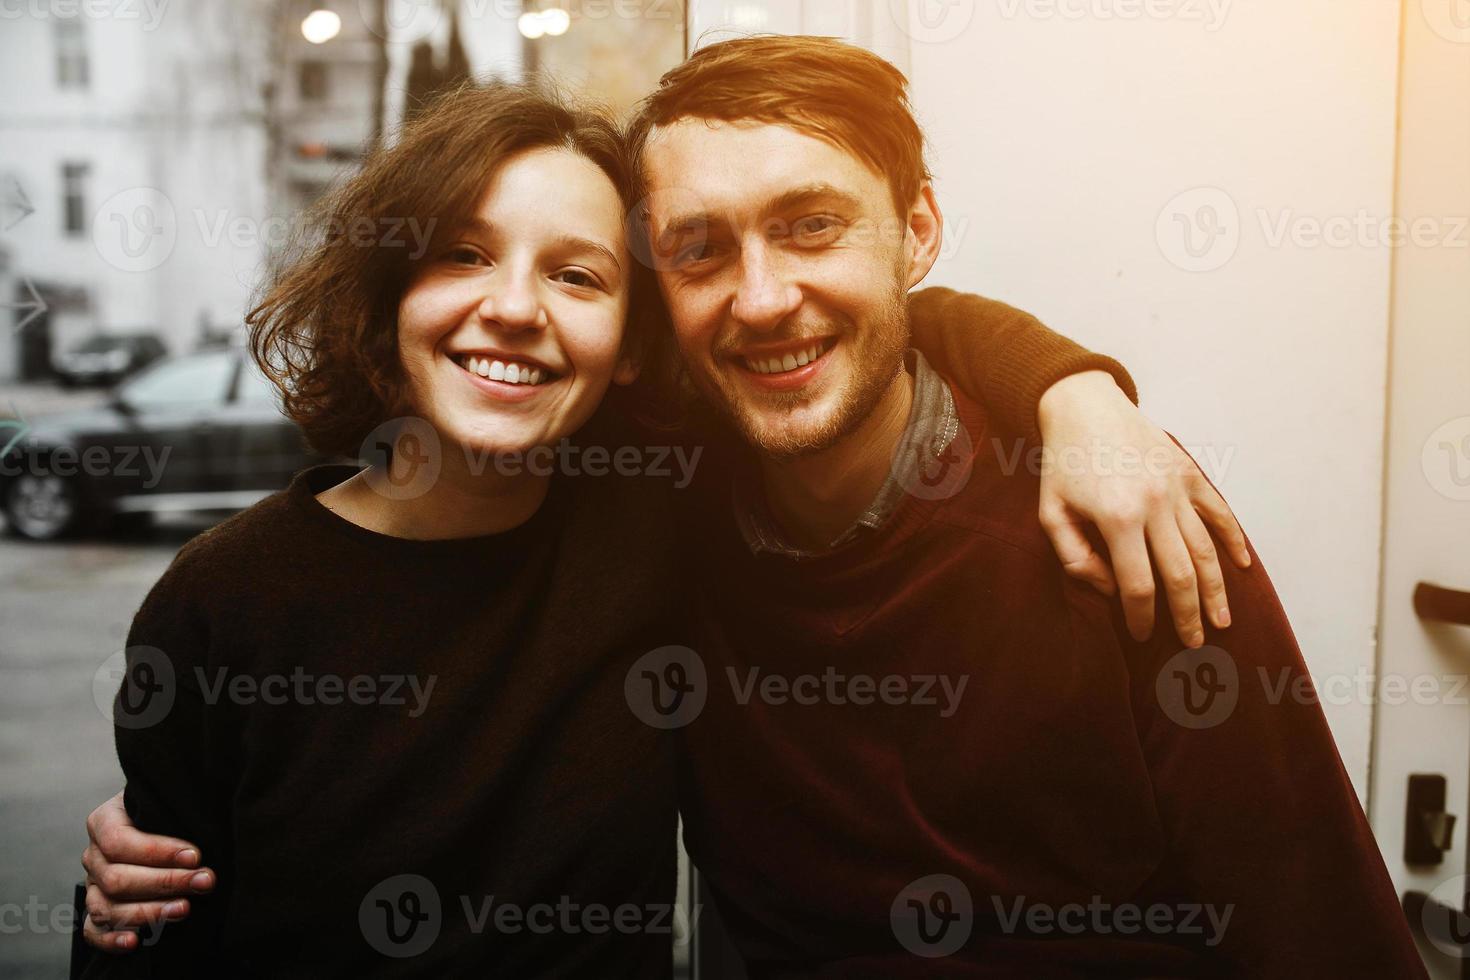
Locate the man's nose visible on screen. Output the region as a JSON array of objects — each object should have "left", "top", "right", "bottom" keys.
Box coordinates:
[
  {"left": 478, "top": 269, "right": 548, "bottom": 332},
  {"left": 730, "top": 242, "right": 801, "bottom": 332}
]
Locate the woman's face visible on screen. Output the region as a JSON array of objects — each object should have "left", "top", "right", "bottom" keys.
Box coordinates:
[{"left": 396, "top": 147, "right": 634, "bottom": 460}]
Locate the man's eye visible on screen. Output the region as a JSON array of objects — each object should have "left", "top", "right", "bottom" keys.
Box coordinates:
[
  {"left": 792, "top": 216, "right": 841, "bottom": 243},
  {"left": 674, "top": 241, "right": 719, "bottom": 268}
]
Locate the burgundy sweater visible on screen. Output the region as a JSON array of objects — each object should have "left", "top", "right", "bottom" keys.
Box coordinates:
[{"left": 675, "top": 381, "right": 1425, "bottom": 978}]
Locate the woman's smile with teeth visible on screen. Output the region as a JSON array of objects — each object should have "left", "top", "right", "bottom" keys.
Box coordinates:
[
  {"left": 454, "top": 354, "right": 553, "bottom": 386},
  {"left": 742, "top": 339, "right": 834, "bottom": 375}
]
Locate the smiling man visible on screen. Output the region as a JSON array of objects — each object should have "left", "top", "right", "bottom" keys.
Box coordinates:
[{"left": 631, "top": 36, "right": 1425, "bottom": 977}]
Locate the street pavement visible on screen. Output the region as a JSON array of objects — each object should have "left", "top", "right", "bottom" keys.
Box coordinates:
[{"left": 0, "top": 517, "right": 209, "bottom": 978}]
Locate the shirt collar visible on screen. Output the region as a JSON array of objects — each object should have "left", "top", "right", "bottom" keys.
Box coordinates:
[{"left": 732, "top": 349, "right": 959, "bottom": 559}]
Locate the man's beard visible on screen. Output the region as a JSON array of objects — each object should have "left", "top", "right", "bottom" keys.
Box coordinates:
[{"left": 694, "top": 285, "right": 911, "bottom": 459}]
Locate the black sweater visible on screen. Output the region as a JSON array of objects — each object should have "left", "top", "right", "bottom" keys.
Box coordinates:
[{"left": 83, "top": 459, "right": 685, "bottom": 978}]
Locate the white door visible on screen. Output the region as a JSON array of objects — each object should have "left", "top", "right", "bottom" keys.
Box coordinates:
[{"left": 1369, "top": 2, "right": 1470, "bottom": 977}]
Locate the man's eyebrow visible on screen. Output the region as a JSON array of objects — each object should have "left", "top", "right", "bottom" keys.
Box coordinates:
[
  {"left": 765, "top": 183, "right": 864, "bottom": 215},
  {"left": 656, "top": 183, "right": 864, "bottom": 235}
]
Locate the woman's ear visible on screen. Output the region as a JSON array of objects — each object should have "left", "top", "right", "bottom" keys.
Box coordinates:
[{"left": 613, "top": 351, "right": 642, "bottom": 386}]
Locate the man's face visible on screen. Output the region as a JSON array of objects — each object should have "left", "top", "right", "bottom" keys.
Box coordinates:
[{"left": 642, "top": 119, "right": 938, "bottom": 457}]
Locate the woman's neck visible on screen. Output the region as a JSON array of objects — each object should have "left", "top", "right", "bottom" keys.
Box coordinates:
[{"left": 317, "top": 443, "right": 551, "bottom": 540}]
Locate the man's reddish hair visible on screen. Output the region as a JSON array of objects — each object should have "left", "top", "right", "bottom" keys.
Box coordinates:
[{"left": 627, "top": 35, "right": 931, "bottom": 216}]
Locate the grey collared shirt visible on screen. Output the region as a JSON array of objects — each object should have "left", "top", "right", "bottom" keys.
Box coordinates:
[{"left": 733, "top": 349, "right": 961, "bottom": 559}]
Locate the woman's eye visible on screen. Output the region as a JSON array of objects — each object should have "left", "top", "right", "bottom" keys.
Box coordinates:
[
  {"left": 445, "top": 246, "right": 485, "bottom": 266},
  {"left": 555, "top": 269, "right": 600, "bottom": 289}
]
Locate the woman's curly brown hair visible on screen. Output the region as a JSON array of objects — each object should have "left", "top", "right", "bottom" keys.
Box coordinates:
[{"left": 248, "top": 81, "right": 669, "bottom": 458}]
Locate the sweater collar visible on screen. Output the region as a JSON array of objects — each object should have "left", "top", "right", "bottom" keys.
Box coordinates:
[{"left": 731, "top": 349, "right": 960, "bottom": 560}]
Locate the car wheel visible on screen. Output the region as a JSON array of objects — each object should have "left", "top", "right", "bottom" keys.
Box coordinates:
[{"left": 4, "top": 474, "right": 83, "bottom": 540}]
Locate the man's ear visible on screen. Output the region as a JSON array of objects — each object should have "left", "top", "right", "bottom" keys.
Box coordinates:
[{"left": 903, "top": 182, "right": 944, "bottom": 290}]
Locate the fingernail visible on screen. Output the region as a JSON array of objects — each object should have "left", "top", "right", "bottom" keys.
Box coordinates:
[
  {"left": 176, "top": 848, "right": 199, "bottom": 867},
  {"left": 115, "top": 933, "right": 136, "bottom": 949},
  {"left": 190, "top": 872, "right": 213, "bottom": 891},
  {"left": 1217, "top": 606, "right": 1231, "bottom": 628},
  {"left": 1189, "top": 630, "right": 1205, "bottom": 648},
  {"left": 163, "top": 901, "right": 187, "bottom": 918}
]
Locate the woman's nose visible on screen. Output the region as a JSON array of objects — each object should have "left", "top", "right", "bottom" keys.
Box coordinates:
[{"left": 477, "top": 272, "right": 548, "bottom": 332}]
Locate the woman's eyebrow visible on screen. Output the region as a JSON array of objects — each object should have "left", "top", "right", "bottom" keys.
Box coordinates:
[{"left": 550, "top": 234, "right": 623, "bottom": 273}]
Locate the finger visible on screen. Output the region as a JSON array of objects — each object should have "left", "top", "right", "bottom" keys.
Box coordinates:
[
  {"left": 91, "top": 859, "right": 216, "bottom": 903},
  {"left": 82, "top": 914, "right": 140, "bottom": 954},
  {"left": 1178, "top": 502, "right": 1230, "bottom": 630},
  {"left": 88, "top": 892, "right": 191, "bottom": 930},
  {"left": 1098, "top": 519, "right": 1156, "bottom": 641},
  {"left": 1040, "top": 506, "right": 1117, "bottom": 596},
  {"left": 1188, "top": 473, "right": 1250, "bottom": 569},
  {"left": 1146, "top": 512, "right": 1205, "bottom": 648},
  {"left": 88, "top": 799, "right": 201, "bottom": 870}
]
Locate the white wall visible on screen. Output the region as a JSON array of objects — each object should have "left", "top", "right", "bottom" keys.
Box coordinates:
[
  {"left": 686, "top": 0, "right": 1403, "bottom": 795},
  {"left": 906, "top": 0, "right": 1401, "bottom": 794}
]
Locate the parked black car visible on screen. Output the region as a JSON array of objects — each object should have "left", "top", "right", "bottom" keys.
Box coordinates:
[
  {"left": 1, "top": 348, "right": 326, "bottom": 540},
  {"left": 52, "top": 333, "right": 167, "bottom": 388}
]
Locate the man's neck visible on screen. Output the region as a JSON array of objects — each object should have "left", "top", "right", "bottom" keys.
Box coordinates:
[{"left": 759, "top": 364, "right": 914, "bottom": 552}]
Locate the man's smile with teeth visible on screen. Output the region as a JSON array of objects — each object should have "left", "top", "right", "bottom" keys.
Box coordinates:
[
  {"left": 452, "top": 353, "right": 555, "bottom": 386},
  {"left": 740, "top": 339, "right": 835, "bottom": 375}
]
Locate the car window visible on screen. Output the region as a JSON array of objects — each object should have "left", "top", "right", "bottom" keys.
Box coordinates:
[
  {"left": 118, "top": 351, "right": 236, "bottom": 407},
  {"left": 235, "top": 361, "right": 284, "bottom": 410}
]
